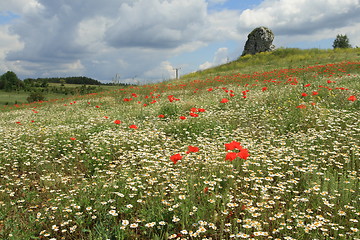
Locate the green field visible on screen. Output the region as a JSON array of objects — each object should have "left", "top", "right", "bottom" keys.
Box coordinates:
[
  {"left": 0, "top": 91, "right": 69, "bottom": 106},
  {"left": 0, "top": 48, "right": 359, "bottom": 239},
  {"left": 0, "top": 84, "right": 114, "bottom": 106}
]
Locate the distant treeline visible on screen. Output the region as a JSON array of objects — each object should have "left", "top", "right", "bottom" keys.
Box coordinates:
[
  {"left": 25, "top": 76, "right": 102, "bottom": 85},
  {"left": 0, "top": 71, "right": 134, "bottom": 104},
  {"left": 1, "top": 71, "right": 133, "bottom": 92}
]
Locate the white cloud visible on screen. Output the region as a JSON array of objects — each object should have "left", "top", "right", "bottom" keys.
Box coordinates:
[
  {"left": 105, "top": 0, "right": 207, "bottom": 49},
  {"left": 199, "top": 61, "right": 212, "bottom": 70},
  {"left": 0, "top": 25, "right": 24, "bottom": 73},
  {"left": 199, "top": 47, "right": 229, "bottom": 70},
  {"left": 0, "top": 0, "right": 43, "bottom": 15},
  {"left": 201, "top": 9, "right": 242, "bottom": 42},
  {"left": 1, "top": 0, "right": 360, "bottom": 82},
  {"left": 75, "top": 17, "right": 110, "bottom": 52},
  {"left": 2, "top": 0, "right": 243, "bottom": 81},
  {"left": 144, "top": 61, "right": 176, "bottom": 82},
  {"left": 238, "top": 0, "right": 360, "bottom": 36}
]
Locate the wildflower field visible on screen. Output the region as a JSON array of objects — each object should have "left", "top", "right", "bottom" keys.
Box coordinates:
[{"left": 0, "top": 50, "right": 359, "bottom": 239}]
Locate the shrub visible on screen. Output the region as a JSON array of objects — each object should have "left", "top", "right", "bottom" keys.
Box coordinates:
[{"left": 27, "top": 92, "right": 45, "bottom": 103}]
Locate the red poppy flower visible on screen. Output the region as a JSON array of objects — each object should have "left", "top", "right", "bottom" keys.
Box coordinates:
[
  {"left": 104, "top": 116, "right": 109, "bottom": 119},
  {"left": 296, "top": 104, "right": 306, "bottom": 109},
  {"left": 158, "top": 114, "right": 165, "bottom": 118},
  {"left": 312, "top": 91, "right": 318, "bottom": 95},
  {"left": 187, "top": 146, "right": 199, "bottom": 153},
  {"left": 70, "top": 137, "right": 76, "bottom": 141},
  {"left": 129, "top": 125, "right": 138, "bottom": 129},
  {"left": 95, "top": 105, "right": 100, "bottom": 108},
  {"left": 348, "top": 95, "right": 357, "bottom": 101},
  {"left": 198, "top": 108, "right": 206, "bottom": 112},
  {"left": 229, "top": 93, "right": 235, "bottom": 97},
  {"left": 170, "top": 154, "right": 183, "bottom": 164},
  {"left": 304, "top": 84, "right": 311, "bottom": 87},
  {"left": 220, "top": 98, "right": 229, "bottom": 103},
  {"left": 207, "top": 88, "right": 213, "bottom": 92},
  {"left": 225, "top": 141, "right": 242, "bottom": 151},
  {"left": 225, "top": 152, "right": 237, "bottom": 161},
  {"left": 114, "top": 120, "right": 121, "bottom": 124},
  {"left": 262, "top": 87, "right": 268, "bottom": 91},
  {"left": 237, "top": 149, "right": 250, "bottom": 160},
  {"left": 168, "top": 95, "right": 175, "bottom": 102},
  {"left": 203, "top": 187, "right": 209, "bottom": 193},
  {"left": 301, "top": 93, "right": 308, "bottom": 97},
  {"left": 189, "top": 112, "right": 199, "bottom": 117},
  {"left": 179, "top": 116, "right": 186, "bottom": 120},
  {"left": 190, "top": 107, "right": 198, "bottom": 112}
]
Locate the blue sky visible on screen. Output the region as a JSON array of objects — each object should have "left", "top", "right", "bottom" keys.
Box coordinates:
[
  {"left": 0, "top": 11, "right": 19, "bottom": 24},
  {"left": 208, "top": 0, "right": 263, "bottom": 11},
  {"left": 0, "top": 0, "right": 359, "bottom": 83}
]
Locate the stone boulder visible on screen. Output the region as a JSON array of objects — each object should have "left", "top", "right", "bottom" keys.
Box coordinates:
[{"left": 241, "top": 26, "right": 275, "bottom": 56}]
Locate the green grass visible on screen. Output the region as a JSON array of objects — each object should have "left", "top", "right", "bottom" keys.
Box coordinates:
[
  {"left": 0, "top": 48, "right": 359, "bottom": 240},
  {"left": 0, "top": 85, "right": 114, "bottom": 106},
  {"left": 181, "top": 48, "right": 360, "bottom": 81}
]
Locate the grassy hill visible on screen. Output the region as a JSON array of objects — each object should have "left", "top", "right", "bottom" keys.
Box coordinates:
[
  {"left": 0, "top": 48, "right": 359, "bottom": 239},
  {"left": 183, "top": 48, "right": 360, "bottom": 80}
]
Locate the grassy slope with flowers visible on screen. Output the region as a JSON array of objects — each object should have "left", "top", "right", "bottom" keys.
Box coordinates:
[{"left": 0, "top": 48, "right": 359, "bottom": 240}]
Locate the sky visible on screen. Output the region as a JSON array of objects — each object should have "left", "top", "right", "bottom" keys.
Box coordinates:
[{"left": 0, "top": 0, "right": 359, "bottom": 84}]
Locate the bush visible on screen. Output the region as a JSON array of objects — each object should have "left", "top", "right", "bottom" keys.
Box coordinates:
[{"left": 27, "top": 92, "right": 45, "bottom": 103}]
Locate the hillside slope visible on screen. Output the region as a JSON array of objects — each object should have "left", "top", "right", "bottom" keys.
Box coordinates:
[{"left": 0, "top": 48, "right": 359, "bottom": 239}]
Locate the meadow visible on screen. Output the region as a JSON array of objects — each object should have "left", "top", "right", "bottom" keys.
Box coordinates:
[
  {"left": 0, "top": 48, "right": 359, "bottom": 240},
  {"left": 0, "top": 84, "right": 113, "bottom": 106}
]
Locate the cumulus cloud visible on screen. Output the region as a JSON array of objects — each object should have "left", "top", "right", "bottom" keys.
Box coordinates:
[
  {"left": 105, "top": 0, "right": 207, "bottom": 49},
  {"left": 0, "top": 0, "right": 43, "bottom": 15},
  {"left": 143, "top": 61, "right": 176, "bottom": 82},
  {"left": 0, "top": 25, "right": 24, "bottom": 73},
  {"left": 238, "top": 0, "right": 360, "bottom": 36},
  {"left": 1, "top": 0, "right": 359, "bottom": 82},
  {"left": 199, "top": 47, "right": 229, "bottom": 70},
  {"left": 2, "top": 0, "right": 227, "bottom": 81}
]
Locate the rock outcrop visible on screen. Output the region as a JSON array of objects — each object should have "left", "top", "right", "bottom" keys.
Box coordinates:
[{"left": 242, "top": 26, "right": 275, "bottom": 56}]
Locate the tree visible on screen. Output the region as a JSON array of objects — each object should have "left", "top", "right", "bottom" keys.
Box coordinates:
[
  {"left": 0, "top": 71, "right": 23, "bottom": 91},
  {"left": 333, "top": 34, "right": 352, "bottom": 49}
]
